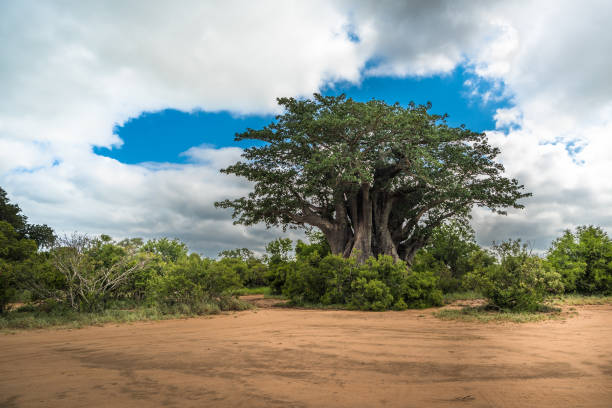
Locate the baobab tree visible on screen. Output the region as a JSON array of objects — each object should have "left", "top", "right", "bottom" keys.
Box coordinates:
[{"left": 216, "top": 94, "right": 529, "bottom": 264}]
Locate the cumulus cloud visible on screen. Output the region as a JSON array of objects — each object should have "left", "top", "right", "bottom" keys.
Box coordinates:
[
  {"left": 1, "top": 0, "right": 611, "bottom": 254},
  {"left": 0, "top": 0, "right": 363, "bottom": 255},
  {"left": 463, "top": 1, "right": 612, "bottom": 248},
  {"left": 344, "top": 0, "right": 502, "bottom": 77}
]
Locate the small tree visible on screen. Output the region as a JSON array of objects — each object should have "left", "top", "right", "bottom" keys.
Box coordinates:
[
  {"left": 546, "top": 226, "right": 612, "bottom": 294},
  {"left": 466, "top": 240, "right": 563, "bottom": 311},
  {"left": 0, "top": 221, "right": 38, "bottom": 313},
  {"left": 51, "top": 234, "right": 148, "bottom": 310},
  {"left": 411, "top": 220, "right": 485, "bottom": 292},
  {"left": 0, "top": 186, "right": 56, "bottom": 248}
]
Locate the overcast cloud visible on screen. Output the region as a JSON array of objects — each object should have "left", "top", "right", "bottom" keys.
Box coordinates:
[{"left": 1, "top": 0, "right": 611, "bottom": 255}]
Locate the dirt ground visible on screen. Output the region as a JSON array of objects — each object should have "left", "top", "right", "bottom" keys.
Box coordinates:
[{"left": 1, "top": 299, "right": 611, "bottom": 408}]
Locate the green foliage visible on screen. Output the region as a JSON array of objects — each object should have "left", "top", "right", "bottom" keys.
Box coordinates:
[
  {"left": 146, "top": 253, "right": 242, "bottom": 311},
  {"left": 218, "top": 247, "right": 254, "bottom": 261},
  {"left": 0, "top": 188, "right": 27, "bottom": 235},
  {"left": 466, "top": 240, "right": 564, "bottom": 311},
  {"left": 49, "top": 234, "right": 149, "bottom": 311},
  {"left": 216, "top": 94, "right": 530, "bottom": 264},
  {"left": 0, "top": 221, "right": 39, "bottom": 313},
  {"left": 264, "top": 238, "right": 293, "bottom": 294},
  {"left": 13, "top": 252, "right": 65, "bottom": 302},
  {"left": 231, "top": 286, "right": 271, "bottom": 296},
  {"left": 411, "top": 221, "right": 490, "bottom": 292},
  {"left": 442, "top": 290, "right": 483, "bottom": 304},
  {"left": 546, "top": 226, "right": 612, "bottom": 294},
  {"left": 351, "top": 278, "right": 393, "bottom": 311},
  {"left": 295, "top": 230, "right": 331, "bottom": 260},
  {"left": 0, "top": 187, "right": 56, "bottom": 248},
  {"left": 142, "top": 238, "right": 188, "bottom": 263},
  {"left": 218, "top": 248, "right": 268, "bottom": 287},
  {"left": 267, "top": 263, "right": 292, "bottom": 295},
  {"left": 265, "top": 238, "right": 293, "bottom": 263},
  {"left": 283, "top": 253, "right": 442, "bottom": 310}
]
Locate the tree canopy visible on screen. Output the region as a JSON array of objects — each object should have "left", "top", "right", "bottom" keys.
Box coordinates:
[
  {"left": 0, "top": 187, "right": 55, "bottom": 249},
  {"left": 216, "top": 94, "right": 530, "bottom": 264}
]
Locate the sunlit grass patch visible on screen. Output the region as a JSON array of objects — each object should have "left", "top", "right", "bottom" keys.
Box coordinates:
[
  {"left": 231, "top": 287, "right": 272, "bottom": 296},
  {"left": 280, "top": 301, "right": 353, "bottom": 310},
  {"left": 433, "top": 304, "right": 564, "bottom": 323},
  {"left": 0, "top": 297, "right": 252, "bottom": 331},
  {"left": 442, "top": 291, "right": 483, "bottom": 304},
  {"left": 549, "top": 294, "right": 612, "bottom": 306}
]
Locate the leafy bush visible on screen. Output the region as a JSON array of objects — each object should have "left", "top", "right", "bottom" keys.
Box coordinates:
[
  {"left": 546, "top": 226, "right": 612, "bottom": 294},
  {"left": 142, "top": 238, "right": 188, "bottom": 263},
  {"left": 466, "top": 240, "right": 564, "bottom": 311},
  {"left": 146, "top": 254, "right": 242, "bottom": 312},
  {"left": 282, "top": 254, "right": 442, "bottom": 310},
  {"left": 411, "top": 221, "right": 494, "bottom": 293},
  {"left": 50, "top": 234, "right": 149, "bottom": 311},
  {"left": 218, "top": 249, "right": 268, "bottom": 287},
  {"left": 264, "top": 238, "right": 294, "bottom": 294},
  {"left": 350, "top": 278, "right": 393, "bottom": 311},
  {"left": 0, "top": 221, "right": 40, "bottom": 313}
]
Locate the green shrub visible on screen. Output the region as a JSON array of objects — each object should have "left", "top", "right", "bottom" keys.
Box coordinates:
[
  {"left": 264, "top": 238, "right": 294, "bottom": 294},
  {"left": 466, "top": 240, "right": 564, "bottom": 311},
  {"left": 146, "top": 254, "right": 242, "bottom": 311},
  {"left": 267, "top": 262, "right": 293, "bottom": 295},
  {"left": 411, "top": 221, "right": 489, "bottom": 293},
  {"left": 318, "top": 255, "right": 357, "bottom": 304},
  {"left": 282, "top": 254, "right": 442, "bottom": 310},
  {"left": 350, "top": 278, "right": 393, "bottom": 311},
  {"left": 546, "top": 226, "right": 612, "bottom": 294},
  {"left": 283, "top": 255, "right": 323, "bottom": 303},
  {"left": 218, "top": 248, "right": 269, "bottom": 287},
  {"left": 402, "top": 267, "right": 444, "bottom": 308},
  {"left": 0, "top": 221, "right": 40, "bottom": 313}
]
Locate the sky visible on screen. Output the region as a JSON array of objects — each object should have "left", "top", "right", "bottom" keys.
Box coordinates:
[{"left": 1, "top": 0, "right": 611, "bottom": 256}]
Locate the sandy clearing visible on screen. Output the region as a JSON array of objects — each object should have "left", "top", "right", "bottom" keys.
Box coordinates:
[{"left": 0, "top": 302, "right": 611, "bottom": 408}]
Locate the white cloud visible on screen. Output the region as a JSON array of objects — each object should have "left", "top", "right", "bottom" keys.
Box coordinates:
[
  {"left": 493, "top": 107, "right": 522, "bottom": 129},
  {"left": 0, "top": 0, "right": 362, "bottom": 254},
  {"left": 181, "top": 146, "right": 244, "bottom": 169},
  {"left": 1, "top": 0, "right": 611, "bottom": 253}
]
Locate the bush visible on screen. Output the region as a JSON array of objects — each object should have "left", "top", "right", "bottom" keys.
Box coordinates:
[
  {"left": 263, "top": 238, "right": 293, "bottom": 294},
  {"left": 546, "top": 226, "right": 612, "bottom": 294},
  {"left": 0, "top": 221, "right": 40, "bottom": 313},
  {"left": 146, "top": 254, "right": 242, "bottom": 311},
  {"left": 50, "top": 234, "right": 149, "bottom": 311},
  {"left": 411, "top": 221, "right": 486, "bottom": 293},
  {"left": 350, "top": 278, "right": 393, "bottom": 311},
  {"left": 282, "top": 254, "right": 442, "bottom": 310},
  {"left": 466, "top": 240, "right": 564, "bottom": 311},
  {"left": 217, "top": 250, "right": 268, "bottom": 288}
]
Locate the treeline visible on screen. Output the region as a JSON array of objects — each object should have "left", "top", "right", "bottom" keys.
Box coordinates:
[
  {"left": 1, "top": 187, "right": 611, "bottom": 316},
  {"left": 266, "top": 223, "right": 611, "bottom": 311}
]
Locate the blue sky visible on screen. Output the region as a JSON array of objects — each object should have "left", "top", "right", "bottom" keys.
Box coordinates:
[{"left": 95, "top": 67, "right": 510, "bottom": 164}]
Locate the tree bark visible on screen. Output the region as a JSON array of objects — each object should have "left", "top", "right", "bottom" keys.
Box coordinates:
[
  {"left": 350, "top": 183, "right": 373, "bottom": 263},
  {"left": 374, "top": 193, "right": 399, "bottom": 261}
]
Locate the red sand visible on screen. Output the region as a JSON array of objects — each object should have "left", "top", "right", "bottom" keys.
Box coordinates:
[{"left": 1, "top": 301, "right": 611, "bottom": 407}]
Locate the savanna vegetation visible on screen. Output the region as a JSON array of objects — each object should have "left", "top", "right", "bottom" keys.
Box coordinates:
[
  {"left": 2, "top": 181, "right": 611, "bottom": 329},
  {"left": 1, "top": 97, "right": 611, "bottom": 328}
]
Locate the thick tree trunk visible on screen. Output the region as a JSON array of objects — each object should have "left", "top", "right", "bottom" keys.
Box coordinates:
[
  {"left": 350, "top": 183, "right": 373, "bottom": 263},
  {"left": 397, "top": 237, "right": 427, "bottom": 267},
  {"left": 325, "top": 225, "right": 352, "bottom": 256},
  {"left": 322, "top": 189, "right": 354, "bottom": 256},
  {"left": 374, "top": 194, "right": 399, "bottom": 261}
]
